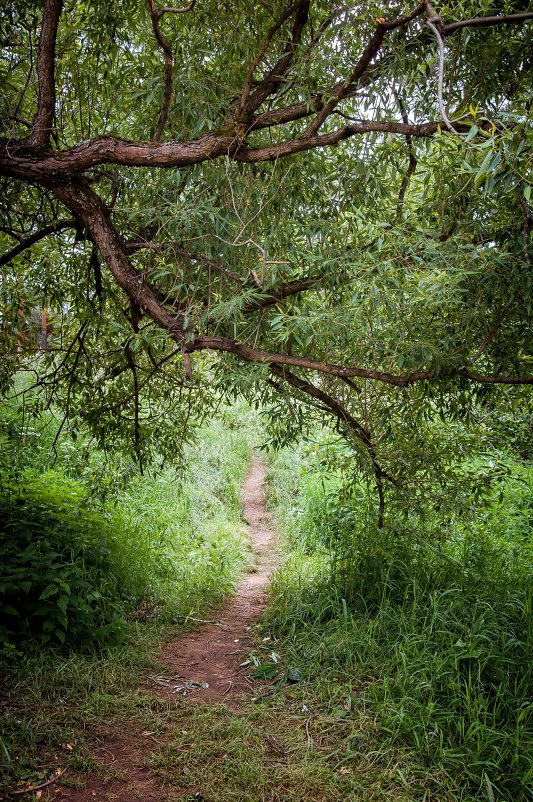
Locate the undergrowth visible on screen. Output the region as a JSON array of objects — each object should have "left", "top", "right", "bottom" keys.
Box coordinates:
[
  {"left": 264, "top": 443, "right": 533, "bottom": 802},
  {"left": 0, "top": 403, "right": 253, "bottom": 651},
  {"left": 0, "top": 401, "right": 254, "bottom": 794}
]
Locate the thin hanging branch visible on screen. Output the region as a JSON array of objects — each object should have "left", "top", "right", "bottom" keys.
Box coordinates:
[
  {"left": 0, "top": 219, "right": 77, "bottom": 268},
  {"left": 270, "top": 364, "right": 395, "bottom": 528},
  {"left": 425, "top": 3, "right": 460, "bottom": 135}
]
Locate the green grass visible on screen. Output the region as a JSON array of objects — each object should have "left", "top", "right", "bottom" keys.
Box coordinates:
[
  {"left": 263, "top": 443, "right": 533, "bottom": 802},
  {"left": 0, "top": 405, "right": 256, "bottom": 795},
  {"left": 0, "top": 406, "right": 254, "bottom": 649}
]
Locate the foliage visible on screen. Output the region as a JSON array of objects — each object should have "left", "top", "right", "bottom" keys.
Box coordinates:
[
  {"left": 0, "top": 399, "right": 253, "bottom": 650},
  {"left": 0, "top": 2, "right": 532, "bottom": 522},
  {"left": 265, "top": 442, "right": 533, "bottom": 800}
]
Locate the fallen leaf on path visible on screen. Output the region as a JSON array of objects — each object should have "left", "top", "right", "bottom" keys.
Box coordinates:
[{"left": 286, "top": 667, "right": 302, "bottom": 683}]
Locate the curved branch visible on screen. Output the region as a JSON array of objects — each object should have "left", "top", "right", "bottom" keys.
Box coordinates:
[
  {"left": 270, "top": 364, "right": 394, "bottom": 527},
  {"left": 146, "top": 0, "right": 175, "bottom": 141},
  {"left": 425, "top": 6, "right": 460, "bottom": 135},
  {"left": 158, "top": 1, "right": 196, "bottom": 15}
]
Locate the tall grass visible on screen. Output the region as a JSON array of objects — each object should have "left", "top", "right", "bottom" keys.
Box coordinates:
[
  {"left": 0, "top": 402, "right": 254, "bottom": 650},
  {"left": 265, "top": 443, "right": 533, "bottom": 801},
  {"left": 0, "top": 403, "right": 256, "bottom": 793}
]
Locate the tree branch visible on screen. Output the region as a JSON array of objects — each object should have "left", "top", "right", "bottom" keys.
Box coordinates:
[
  {"left": 443, "top": 12, "right": 533, "bottom": 35},
  {"left": 146, "top": 0, "right": 175, "bottom": 141},
  {"left": 126, "top": 241, "right": 245, "bottom": 284},
  {"left": 302, "top": 3, "right": 426, "bottom": 138},
  {"left": 1, "top": 120, "right": 454, "bottom": 179},
  {"left": 158, "top": 1, "right": 196, "bottom": 15},
  {"left": 50, "top": 179, "right": 188, "bottom": 338},
  {"left": 30, "top": 0, "right": 63, "bottom": 148},
  {"left": 241, "top": 275, "right": 321, "bottom": 313},
  {"left": 269, "top": 364, "right": 394, "bottom": 527},
  {"left": 233, "top": 1, "right": 310, "bottom": 120},
  {"left": 394, "top": 91, "right": 417, "bottom": 218},
  {"left": 234, "top": 1, "right": 311, "bottom": 121},
  {"left": 0, "top": 219, "right": 77, "bottom": 267},
  {"left": 187, "top": 336, "right": 533, "bottom": 386}
]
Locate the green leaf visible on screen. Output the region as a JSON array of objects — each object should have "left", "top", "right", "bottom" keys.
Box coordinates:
[{"left": 286, "top": 667, "right": 302, "bottom": 683}]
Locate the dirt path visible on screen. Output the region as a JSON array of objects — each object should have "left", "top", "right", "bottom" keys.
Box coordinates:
[{"left": 57, "top": 456, "right": 278, "bottom": 801}]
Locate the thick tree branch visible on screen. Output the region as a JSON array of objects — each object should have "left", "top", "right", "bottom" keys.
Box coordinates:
[
  {"left": 187, "top": 336, "right": 533, "bottom": 386},
  {"left": 49, "top": 179, "right": 188, "bottom": 338},
  {"left": 0, "top": 121, "right": 459, "bottom": 179},
  {"left": 0, "top": 219, "right": 77, "bottom": 267},
  {"left": 235, "top": 120, "right": 467, "bottom": 162},
  {"left": 30, "top": 0, "right": 63, "bottom": 148}
]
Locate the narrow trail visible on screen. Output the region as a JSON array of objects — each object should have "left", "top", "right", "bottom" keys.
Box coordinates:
[
  {"left": 152, "top": 456, "right": 278, "bottom": 706},
  {"left": 58, "top": 456, "right": 278, "bottom": 801}
]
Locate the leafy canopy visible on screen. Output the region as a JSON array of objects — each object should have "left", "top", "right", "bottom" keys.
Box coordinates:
[{"left": 0, "top": 0, "right": 531, "bottom": 515}]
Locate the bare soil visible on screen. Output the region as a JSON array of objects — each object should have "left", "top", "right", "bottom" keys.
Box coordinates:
[{"left": 50, "top": 456, "right": 278, "bottom": 801}]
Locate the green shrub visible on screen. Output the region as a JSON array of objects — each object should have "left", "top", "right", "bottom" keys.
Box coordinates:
[{"left": 0, "top": 472, "right": 128, "bottom": 649}]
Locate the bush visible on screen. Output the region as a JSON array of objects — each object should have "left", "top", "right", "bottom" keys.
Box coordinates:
[{"left": 0, "top": 472, "right": 129, "bottom": 649}]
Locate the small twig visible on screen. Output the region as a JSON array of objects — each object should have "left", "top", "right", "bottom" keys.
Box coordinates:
[
  {"left": 174, "top": 613, "right": 227, "bottom": 627},
  {"left": 305, "top": 717, "right": 314, "bottom": 749},
  {"left": 13, "top": 768, "right": 66, "bottom": 795},
  {"left": 222, "top": 681, "right": 234, "bottom": 695}
]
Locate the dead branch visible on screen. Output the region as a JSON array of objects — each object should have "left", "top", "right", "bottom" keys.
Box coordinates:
[{"left": 13, "top": 768, "right": 66, "bottom": 795}]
